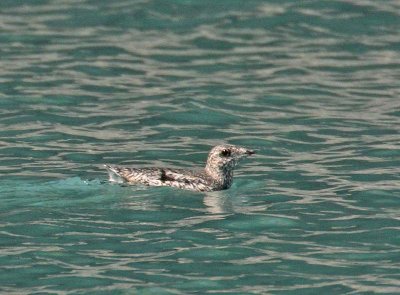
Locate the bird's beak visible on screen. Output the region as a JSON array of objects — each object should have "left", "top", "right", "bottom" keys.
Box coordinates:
[{"left": 245, "top": 149, "right": 255, "bottom": 156}]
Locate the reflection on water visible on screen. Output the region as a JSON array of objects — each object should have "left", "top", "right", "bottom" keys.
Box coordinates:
[{"left": 203, "top": 191, "right": 234, "bottom": 214}]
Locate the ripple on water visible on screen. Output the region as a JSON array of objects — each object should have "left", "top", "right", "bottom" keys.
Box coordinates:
[{"left": 1, "top": 0, "right": 400, "bottom": 294}]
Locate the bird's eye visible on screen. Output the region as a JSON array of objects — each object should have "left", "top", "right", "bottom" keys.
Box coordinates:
[{"left": 220, "top": 149, "right": 231, "bottom": 157}]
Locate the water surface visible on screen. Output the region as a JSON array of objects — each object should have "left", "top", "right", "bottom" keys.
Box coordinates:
[{"left": 1, "top": 0, "right": 400, "bottom": 294}]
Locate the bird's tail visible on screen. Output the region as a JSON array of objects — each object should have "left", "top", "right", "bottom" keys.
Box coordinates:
[{"left": 104, "top": 165, "right": 124, "bottom": 183}]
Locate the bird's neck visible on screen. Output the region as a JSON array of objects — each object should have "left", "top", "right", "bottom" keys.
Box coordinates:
[{"left": 205, "top": 164, "right": 234, "bottom": 189}]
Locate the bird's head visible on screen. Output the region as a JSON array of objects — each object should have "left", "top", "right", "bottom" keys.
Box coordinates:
[{"left": 205, "top": 144, "right": 255, "bottom": 183}]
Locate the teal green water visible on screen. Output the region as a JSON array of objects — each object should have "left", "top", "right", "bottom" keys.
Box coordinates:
[{"left": 1, "top": 1, "right": 400, "bottom": 294}]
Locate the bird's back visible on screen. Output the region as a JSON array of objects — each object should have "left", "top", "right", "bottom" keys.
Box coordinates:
[{"left": 104, "top": 165, "right": 218, "bottom": 192}]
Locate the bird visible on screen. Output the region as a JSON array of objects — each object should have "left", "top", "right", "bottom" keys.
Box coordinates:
[{"left": 104, "top": 144, "right": 255, "bottom": 192}]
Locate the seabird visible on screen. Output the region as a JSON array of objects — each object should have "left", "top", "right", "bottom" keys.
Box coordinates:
[{"left": 104, "top": 144, "right": 255, "bottom": 192}]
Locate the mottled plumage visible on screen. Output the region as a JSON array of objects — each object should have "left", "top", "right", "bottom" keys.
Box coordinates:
[{"left": 104, "top": 144, "right": 254, "bottom": 192}]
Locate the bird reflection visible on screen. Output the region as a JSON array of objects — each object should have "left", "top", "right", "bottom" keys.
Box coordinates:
[{"left": 202, "top": 190, "right": 235, "bottom": 214}]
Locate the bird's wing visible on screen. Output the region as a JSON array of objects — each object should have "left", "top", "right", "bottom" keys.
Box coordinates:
[
  {"left": 104, "top": 166, "right": 213, "bottom": 191},
  {"left": 105, "top": 166, "right": 162, "bottom": 182},
  {"left": 162, "top": 169, "right": 214, "bottom": 191}
]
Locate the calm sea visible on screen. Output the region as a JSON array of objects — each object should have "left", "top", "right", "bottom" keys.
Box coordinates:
[{"left": 1, "top": 0, "right": 399, "bottom": 294}]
